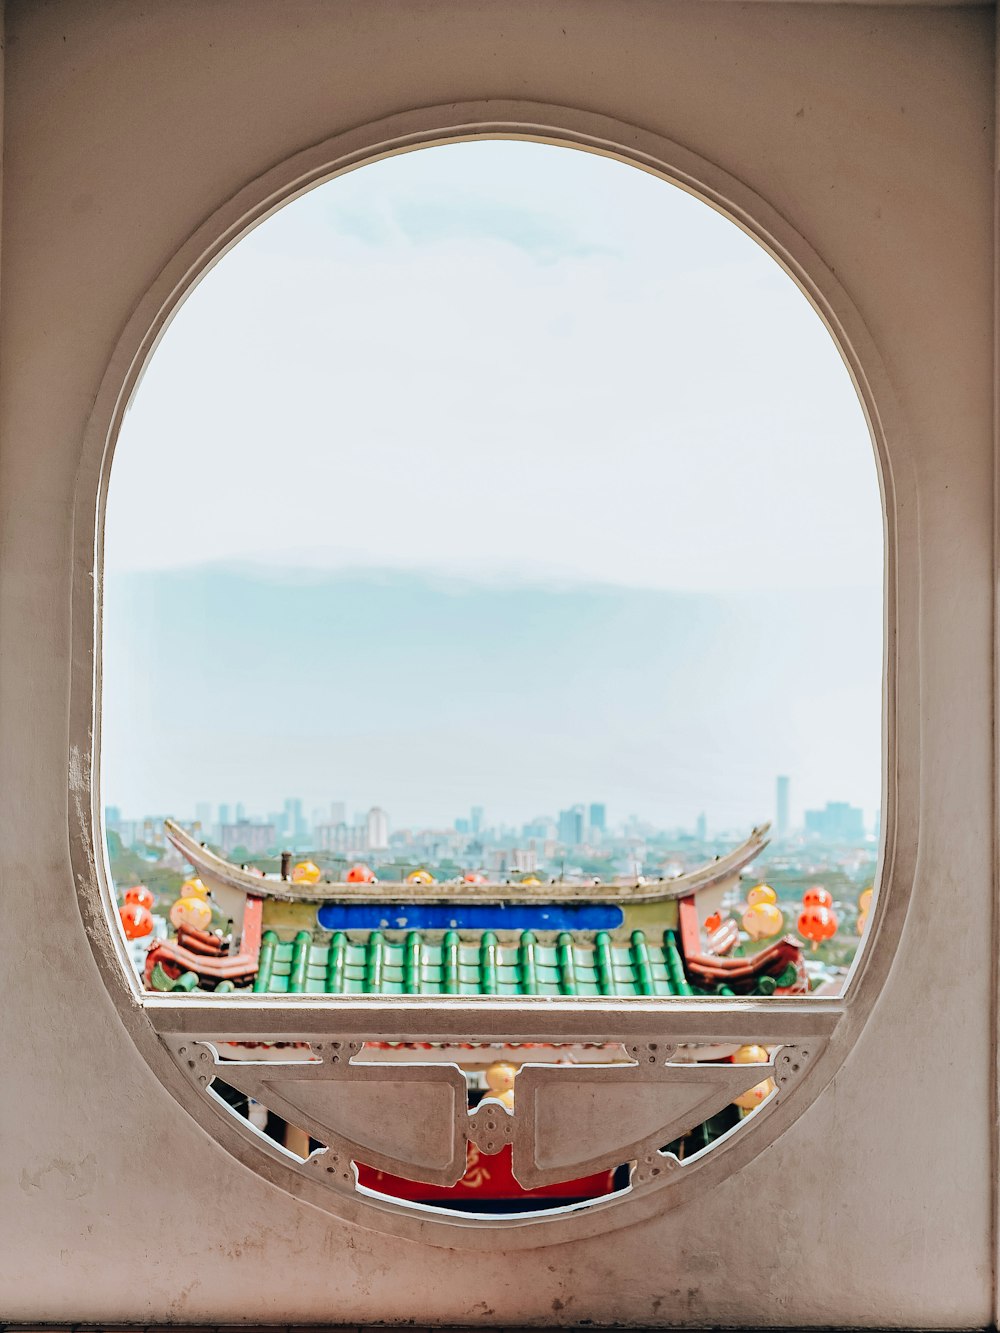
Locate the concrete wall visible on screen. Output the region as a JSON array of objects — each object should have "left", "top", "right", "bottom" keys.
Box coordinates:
[{"left": 0, "top": 2, "right": 995, "bottom": 1325}]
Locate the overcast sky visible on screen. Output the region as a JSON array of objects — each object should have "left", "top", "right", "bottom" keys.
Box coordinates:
[{"left": 103, "top": 140, "right": 883, "bottom": 829}]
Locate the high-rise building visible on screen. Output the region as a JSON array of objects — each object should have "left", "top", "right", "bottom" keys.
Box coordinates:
[
  {"left": 776, "top": 775, "right": 790, "bottom": 839},
  {"left": 470, "top": 806, "right": 484, "bottom": 835},
  {"left": 455, "top": 817, "right": 470, "bottom": 834},
  {"left": 366, "top": 806, "right": 389, "bottom": 851},
  {"left": 558, "top": 805, "right": 585, "bottom": 846},
  {"left": 140, "top": 817, "right": 166, "bottom": 848},
  {"left": 115, "top": 820, "right": 141, "bottom": 848},
  {"left": 489, "top": 846, "right": 538, "bottom": 874},
  {"left": 104, "top": 805, "right": 122, "bottom": 830},
  {"left": 283, "top": 797, "right": 305, "bottom": 841},
  {"left": 523, "top": 817, "right": 554, "bottom": 840},
  {"left": 220, "top": 820, "right": 276, "bottom": 856},
  {"left": 315, "top": 821, "right": 353, "bottom": 852},
  {"left": 588, "top": 803, "right": 606, "bottom": 834},
  {"left": 804, "top": 801, "right": 864, "bottom": 843},
  {"left": 218, "top": 803, "right": 231, "bottom": 827}
]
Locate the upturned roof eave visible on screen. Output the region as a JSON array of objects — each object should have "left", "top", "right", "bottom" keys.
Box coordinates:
[{"left": 163, "top": 819, "right": 770, "bottom": 906}]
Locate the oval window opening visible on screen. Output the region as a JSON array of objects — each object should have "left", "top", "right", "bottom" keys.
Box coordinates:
[
  {"left": 95, "top": 135, "right": 885, "bottom": 1230},
  {"left": 102, "top": 139, "right": 882, "bottom": 1014}
]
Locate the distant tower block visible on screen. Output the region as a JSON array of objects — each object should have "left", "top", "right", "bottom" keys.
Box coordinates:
[
  {"left": 558, "top": 805, "right": 585, "bottom": 846},
  {"left": 776, "top": 775, "right": 790, "bottom": 839},
  {"left": 366, "top": 805, "right": 389, "bottom": 851}
]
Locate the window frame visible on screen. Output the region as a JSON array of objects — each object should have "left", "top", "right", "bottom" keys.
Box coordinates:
[{"left": 68, "top": 100, "right": 913, "bottom": 1247}]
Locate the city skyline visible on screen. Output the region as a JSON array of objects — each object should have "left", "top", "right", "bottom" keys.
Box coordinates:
[{"left": 106, "top": 782, "right": 877, "bottom": 846}]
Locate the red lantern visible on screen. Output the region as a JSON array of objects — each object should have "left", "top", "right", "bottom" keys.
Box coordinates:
[
  {"left": 803, "top": 886, "right": 832, "bottom": 908},
  {"left": 704, "top": 912, "right": 723, "bottom": 934},
  {"left": 120, "top": 901, "right": 154, "bottom": 940},
  {"left": 797, "top": 904, "right": 838, "bottom": 949},
  {"left": 124, "top": 884, "right": 154, "bottom": 910},
  {"left": 345, "top": 862, "right": 375, "bottom": 883}
]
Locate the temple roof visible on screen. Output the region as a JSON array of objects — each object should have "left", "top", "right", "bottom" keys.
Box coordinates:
[{"left": 239, "top": 927, "right": 793, "bottom": 998}]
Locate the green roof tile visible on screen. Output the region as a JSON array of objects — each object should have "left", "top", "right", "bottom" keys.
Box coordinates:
[{"left": 257, "top": 929, "right": 704, "bottom": 997}]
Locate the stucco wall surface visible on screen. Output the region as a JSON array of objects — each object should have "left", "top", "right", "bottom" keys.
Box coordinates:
[{"left": 0, "top": 1, "right": 995, "bottom": 1325}]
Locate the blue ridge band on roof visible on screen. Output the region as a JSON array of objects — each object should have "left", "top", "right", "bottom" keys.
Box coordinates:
[{"left": 315, "top": 901, "right": 625, "bottom": 932}]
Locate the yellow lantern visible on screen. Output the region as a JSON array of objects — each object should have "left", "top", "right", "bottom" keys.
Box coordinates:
[
  {"left": 747, "top": 883, "right": 777, "bottom": 907},
  {"left": 731, "top": 1045, "right": 774, "bottom": 1111},
  {"left": 484, "top": 1060, "right": 517, "bottom": 1110},
  {"left": 857, "top": 886, "right": 873, "bottom": 934},
  {"left": 406, "top": 869, "right": 435, "bottom": 885},
  {"left": 180, "top": 877, "right": 209, "bottom": 901},
  {"left": 734, "top": 1078, "right": 776, "bottom": 1111},
  {"left": 732, "top": 1043, "right": 769, "bottom": 1065},
  {"left": 170, "top": 895, "right": 212, "bottom": 931},
  {"left": 520, "top": 874, "right": 542, "bottom": 886},
  {"left": 741, "top": 902, "right": 784, "bottom": 940},
  {"left": 292, "top": 860, "right": 321, "bottom": 884}
]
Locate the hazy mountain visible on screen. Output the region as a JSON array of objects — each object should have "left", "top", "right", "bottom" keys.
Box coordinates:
[{"left": 102, "top": 564, "right": 882, "bottom": 828}]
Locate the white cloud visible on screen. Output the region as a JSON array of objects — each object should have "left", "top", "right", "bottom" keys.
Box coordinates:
[{"left": 107, "top": 140, "right": 881, "bottom": 593}]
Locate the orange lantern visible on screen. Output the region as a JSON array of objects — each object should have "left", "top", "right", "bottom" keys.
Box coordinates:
[
  {"left": 463, "top": 872, "right": 486, "bottom": 884},
  {"left": 170, "top": 895, "right": 212, "bottom": 931},
  {"left": 704, "top": 912, "right": 723, "bottom": 934},
  {"left": 746, "top": 884, "right": 777, "bottom": 907},
  {"left": 120, "top": 902, "right": 154, "bottom": 940},
  {"left": 803, "top": 886, "right": 833, "bottom": 908},
  {"left": 742, "top": 902, "right": 784, "bottom": 941},
  {"left": 292, "top": 860, "right": 321, "bottom": 884},
  {"left": 123, "top": 884, "right": 154, "bottom": 910},
  {"left": 797, "top": 904, "right": 838, "bottom": 949},
  {"left": 346, "top": 862, "right": 375, "bottom": 883}
]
